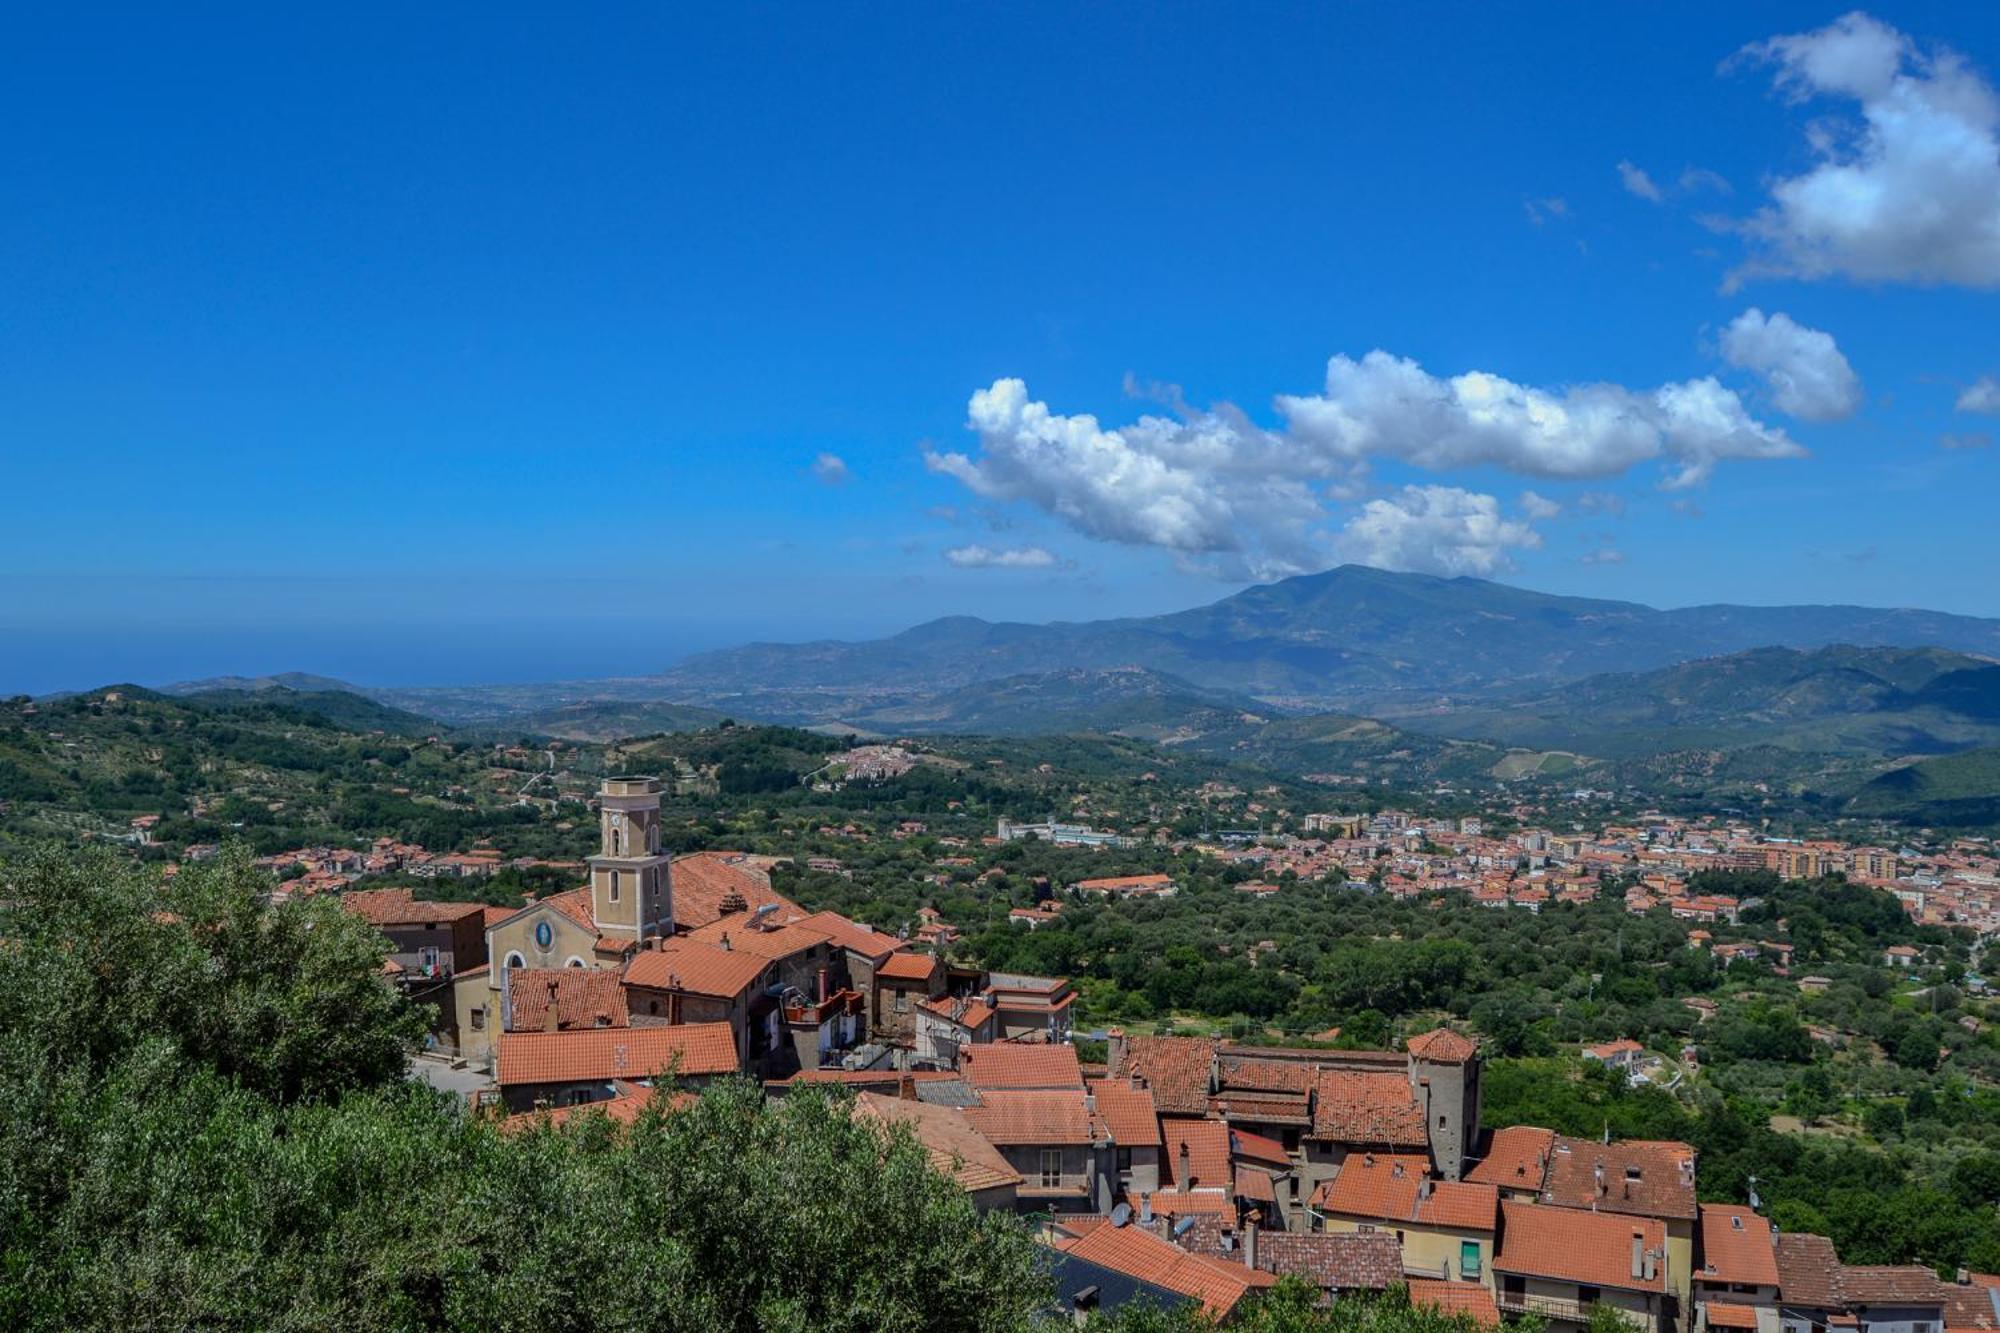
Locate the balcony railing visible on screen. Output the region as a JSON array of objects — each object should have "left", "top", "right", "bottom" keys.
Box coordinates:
[{"left": 1496, "top": 1292, "right": 1652, "bottom": 1329}]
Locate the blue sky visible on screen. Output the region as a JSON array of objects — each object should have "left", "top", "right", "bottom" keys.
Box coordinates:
[{"left": 4, "top": 4, "right": 2000, "bottom": 692}]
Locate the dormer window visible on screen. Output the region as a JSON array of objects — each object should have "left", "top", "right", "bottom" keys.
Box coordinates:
[{"left": 1625, "top": 1167, "right": 1643, "bottom": 1182}]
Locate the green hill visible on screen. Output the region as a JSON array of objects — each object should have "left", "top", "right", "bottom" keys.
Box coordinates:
[{"left": 1846, "top": 746, "right": 2000, "bottom": 827}]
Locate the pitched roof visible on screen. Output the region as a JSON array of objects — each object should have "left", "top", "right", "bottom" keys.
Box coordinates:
[
  {"left": 1942, "top": 1282, "right": 2000, "bottom": 1332},
  {"left": 1699, "top": 1204, "right": 1780, "bottom": 1288},
  {"left": 338, "top": 888, "right": 486, "bottom": 927},
  {"left": 669, "top": 852, "right": 800, "bottom": 931},
  {"left": 1465, "top": 1125, "right": 1556, "bottom": 1191},
  {"left": 918, "top": 994, "right": 997, "bottom": 1030},
  {"left": 501, "top": 1083, "right": 695, "bottom": 1132},
  {"left": 623, "top": 939, "right": 771, "bottom": 998},
  {"left": 1706, "top": 1302, "right": 1763, "bottom": 1329},
  {"left": 1087, "top": 1077, "right": 1162, "bottom": 1147},
  {"left": 1056, "top": 1224, "right": 1258, "bottom": 1319},
  {"left": 506, "top": 968, "right": 629, "bottom": 1032},
  {"left": 1496, "top": 1200, "right": 1667, "bottom": 1293},
  {"left": 1255, "top": 1232, "right": 1405, "bottom": 1291},
  {"left": 1313, "top": 1154, "right": 1497, "bottom": 1231},
  {"left": 1774, "top": 1232, "right": 1844, "bottom": 1309},
  {"left": 1161, "top": 1118, "right": 1234, "bottom": 1192},
  {"left": 1840, "top": 1267, "right": 1948, "bottom": 1307},
  {"left": 876, "top": 950, "right": 944, "bottom": 983},
  {"left": 1541, "top": 1136, "right": 1698, "bottom": 1221},
  {"left": 960, "top": 1089, "right": 1093, "bottom": 1146},
  {"left": 1406, "top": 1027, "right": 1479, "bottom": 1063},
  {"left": 794, "top": 910, "right": 902, "bottom": 961},
  {"left": 960, "top": 1042, "right": 1084, "bottom": 1091},
  {"left": 854, "top": 1092, "right": 1021, "bottom": 1194},
  {"left": 680, "top": 917, "right": 829, "bottom": 962},
  {"left": 1112, "top": 1035, "right": 1217, "bottom": 1116},
  {"left": 1410, "top": 1279, "right": 1502, "bottom": 1328},
  {"left": 1311, "top": 1069, "right": 1428, "bottom": 1146},
  {"left": 496, "top": 1022, "right": 738, "bottom": 1086}
]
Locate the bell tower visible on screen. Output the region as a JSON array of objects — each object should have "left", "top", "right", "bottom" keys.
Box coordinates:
[{"left": 588, "top": 776, "right": 674, "bottom": 943}]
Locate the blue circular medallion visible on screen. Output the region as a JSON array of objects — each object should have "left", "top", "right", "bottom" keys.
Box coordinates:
[{"left": 534, "top": 920, "right": 554, "bottom": 949}]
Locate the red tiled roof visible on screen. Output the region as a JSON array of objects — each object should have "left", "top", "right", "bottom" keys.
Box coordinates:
[
  {"left": 1410, "top": 1279, "right": 1502, "bottom": 1328},
  {"left": 1942, "top": 1282, "right": 2000, "bottom": 1332},
  {"left": 1465, "top": 1125, "right": 1556, "bottom": 1191},
  {"left": 794, "top": 910, "right": 902, "bottom": 960},
  {"left": 1312, "top": 1154, "right": 1496, "bottom": 1231},
  {"left": 1496, "top": 1199, "right": 1667, "bottom": 1293},
  {"left": 1256, "top": 1232, "right": 1405, "bottom": 1291},
  {"left": 1057, "top": 1224, "right": 1258, "bottom": 1318},
  {"left": 497, "top": 1022, "right": 737, "bottom": 1086},
  {"left": 1840, "top": 1267, "right": 1948, "bottom": 1307},
  {"left": 507, "top": 968, "right": 629, "bottom": 1032},
  {"left": 1112, "top": 1035, "right": 1217, "bottom": 1116},
  {"left": 1228, "top": 1126, "right": 1292, "bottom": 1169},
  {"left": 1700, "top": 1204, "right": 1780, "bottom": 1288},
  {"left": 1541, "top": 1136, "right": 1697, "bottom": 1222},
  {"left": 1087, "top": 1077, "right": 1162, "bottom": 1147},
  {"left": 680, "top": 917, "right": 828, "bottom": 961},
  {"left": 1707, "top": 1303, "right": 1762, "bottom": 1329},
  {"left": 1311, "top": 1069, "right": 1428, "bottom": 1146},
  {"left": 855, "top": 1092, "right": 1021, "bottom": 1194},
  {"left": 339, "top": 888, "right": 485, "bottom": 927},
  {"left": 876, "top": 950, "right": 943, "bottom": 983},
  {"left": 960, "top": 1042, "right": 1084, "bottom": 1091},
  {"left": 669, "top": 852, "right": 801, "bottom": 931},
  {"left": 918, "top": 994, "right": 997, "bottom": 1030},
  {"left": 1774, "top": 1232, "right": 1843, "bottom": 1309},
  {"left": 1128, "top": 1189, "right": 1236, "bottom": 1219},
  {"left": 1406, "top": 1028, "right": 1479, "bottom": 1063},
  {"left": 623, "top": 939, "right": 771, "bottom": 998},
  {"left": 1162, "top": 1118, "right": 1233, "bottom": 1192},
  {"left": 1217, "top": 1053, "right": 1314, "bottom": 1093},
  {"left": 960, "top": 1090, "right": 1093, "bottom": 1146}
]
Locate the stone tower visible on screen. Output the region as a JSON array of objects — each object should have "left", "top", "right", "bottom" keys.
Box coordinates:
[
  {"left": 588, "top": 777, "right": 673, "bottom": 943},
  {"left": 1406, "top": 1027, "right": 1482, "bottom": 1181}
]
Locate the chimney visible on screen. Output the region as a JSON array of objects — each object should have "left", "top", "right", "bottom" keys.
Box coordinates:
[
  {"left": 720, "top": 933, "right": 731, "bottom": 952},
  {"left": 543, "top": 979, "right": 561, "bottom": 1033},
  {"left": 1180, "top": 1140, "right": 1192, "bottom": 1187},
  {"left": 818, "top": 967, "right": 829, "bottom": 1005},
  {"left": 1419, "top": 1179, "right": 1434, "bottom": 1200},
  {"left": 1107, "top": 1027, "right": 1128, "bottom": 1073},
  {"left": 1631, "top": 1232, "right": 1645, "bottom": 1281},
  {"left": 1244, "top": 1219, "right": 1259, "bottom": 1274},
  {"left": 1595, "top": 1162, "right": 1607, "bottom": 1196},
  {"left": 899, "top": 1073, "right": 917, "bottom": 1101},
  {"left": 1139, "top": 1192, "right": 1153, "bottom": 1225}
]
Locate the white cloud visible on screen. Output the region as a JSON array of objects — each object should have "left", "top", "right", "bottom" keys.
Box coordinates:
[
  {"left": 1524, "top": 196, "right": 1569, "bottom": 226},
  {"left": 1580, "top": 547, "right": 1628, "bottom": 566},
  {"left": 1958, "top": 375, "right": 2000, "bottom": 413},
  {"left": 1734, "top": 12, "right": 2000, "bottom": 288},
  {"left": 1680, "top": 167, "right": 1734, "bottom": 195},
  {"left": 941, "top": 544, "right": 1059, "bottom": 569},
  {"left": 1940, "top": 430, "right": 1992, "bottom": 450},
  {"left": 811, "top": 452, "right": 851, "bottom": 485},
  {"left": 1334, "top": 486, "right": 1543, "bottom": 577},
  {"left": 1576, "top": 491, "right": 1627, "bottom": 517},
  {"left": 926, "top": 356, "right": 1801, "bottom": 579},
  {"left": 1618, "top": 161, "right": 1665, "bottom": 202},
  {"left": 1719, "top": 308, "right": 1863, "bottom": 420},
  {"left": 1519, "top": 490, "right": 1564, "bottom": 520}
]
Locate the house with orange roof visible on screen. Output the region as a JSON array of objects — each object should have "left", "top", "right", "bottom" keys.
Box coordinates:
[
  {"left": 1311, "top": 1151, "right": 1498, "bottom": 1284},
  {"left": 854, "top": 1092, "right": 1020, "bottom": 1212},
  {"left": 915, "top": 993, "right": 997, "bottom": 1066},
  {"left": 1410, "top": 1278, "right": 1502, "bottom": 1328},
  {"left": 983, "top": 970, "right": 1077, "bottom": 1044},
  {"left": 1696, "top": 1204, "right": 1781, "bottom": 1314},
  {"left": 1047, "top": 1216, "right": 1266, "bottom": 1321},
  {"left": 1494, "top": 1198, "right": 1670, "bottom": 1330},
  {"left": 494, "top": 1021, "right": 738, "bottom": 1113},
  {"left": 873, "top": 950, "right": 947, "bottom": 1044}
]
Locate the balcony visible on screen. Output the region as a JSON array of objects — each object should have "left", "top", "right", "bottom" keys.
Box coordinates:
[{"left": 1496, "top": 1292, "right": 1653, "bottom": 1329}]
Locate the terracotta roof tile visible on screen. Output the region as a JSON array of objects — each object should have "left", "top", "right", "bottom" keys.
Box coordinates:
[
  {"left": 1311, "top": 1069, "right": 1428, "bottom": 1146},
  {"left": 507, "top": 968, "right": 629, "bottom": 1032},
  {"left": 855, "top": 1092, "right": 1021, "bottom": 1194},
  {"left": 1840, "top": 1267, "right": 1948, "bottom": 1307},
  {"left": 1087, "top": 1077, "right": 1162, "bottom": 1146},
  {"left": 1410, "top": 1279, "right": 1502, "bottom": 1328},
  {"left": 1256, "top": 1232, "right": 1405, "bottom": 1291},
  {"left": 794, "top": 910, "right": 902, "bottom": 961},
  {"left": 1465, "top": 1125, "right": 1556, "bottom": 1191},
  {"left": 669, "top": 852, "right": 801, "bottom": 931},
  {"left": 496, "top": 1022, "right": 737, "bottom": 1086},
  {"left": 1496, "top": 1199, "right": 1667, "bottom": 1293},
  {"left": 961, "top": 1089, "right": 1093, "bottom": 1146},
  {"left": 1699, "top": 1204, "right": 1780, "bottom": 1288},
  {"left": 1406, "top": 1028, "right": 1479, "bottom": 1063},
  {"left": 1707, "top": 1303, "right": 1762, "bottom": 1329},
  {"left": 876, "top": 950, "right": 944, "bottom": 983},
  {"left": 339, "top": 888, "right": 485, "bottom": 927},
  {"left": 1313, "top": 1154, "right": 1497, "bottom": 1231},
  {"left": 1112, "top": 1035, "right": 1217, "bottom": 1116},
  {"left": 1162, "top": 1118, "right": 1234, "bottom": 1192},
  {"left": 1774, "top": 1233, "right": 1843, "bottom": 1309},
  {"left": 623, "top": 940, "right": 771, "bottom": 998},
  {"left": 1541, "top": 1135, "right": 1697, "bottom": 1222},
  {"left": 680, "top": 917, "right": 829, "bottom": 961},
  {"left": 1059, "top": 1224, "right": 1258, "bottom": 1318},
  {"left": 960, "top": 1043, "right": 1084, "bottom": 1091}
]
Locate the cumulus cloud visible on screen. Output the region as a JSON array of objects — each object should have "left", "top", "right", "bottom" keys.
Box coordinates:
[
  {"left": 942, "top": 544, "right": 1059, "bottom": 569},
  {"left": 1519, "top": 490, "right": 1564, "bottom": 520},
  {"left": 1618, "top": 161, "right": 1665, "bottom": 202},
  {"left": 811, "top": 452, "right": 851, "bottom": 485},
  {"left": 1733, "top": 12, "right": 2000, "bottom": 288},
  {"left": 1958, "top": 375, "right": 2000, "bottom": 413},
  {"left": 926, "top": 359, "right": 1802, "bottom": 579},
  {"left": 1333, "top": 487, "right": 1543, "bottom": 577},
  {"left": 1719, "top": 308, "right": 1863, "bottom": 420}
]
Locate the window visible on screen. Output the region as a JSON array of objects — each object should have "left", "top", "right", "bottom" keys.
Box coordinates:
[
  {"left": 1578, "top": 1286, "right": 1601, "bottom": 1307},
  {"left": 504, "top": 951, "right": 526, "bottom": 970},
  {"left": 609, "top": 870, "right": 621, "bottom": 903},
  {"left": 894, "top": 990, "right": 910, "bottom": 1013},
  {"left": 419, "top": 946, "right": 440, "bottom": 973},
  {"left": 564, "top": 956, "right": 587, "bottom": 969},
  {"left": 469, "top": 1006, "right": 486, "bottom": 1032},
  {"left": 1460, "top": 1240, "right": 1482, "bottom": 1281},
  {"left": 1040, "top": 1150, "right": 1063, "bottom": 1189},
  {"left": 1115, "top": 1148, "right": 1133, "bottom": 1184},
  {"left": 1625, "top": 1167, "right": 1642, "bottom": 1182},
  {"left": 1502, "top": 1276, "right": 1526, "bottom": 1299}
]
